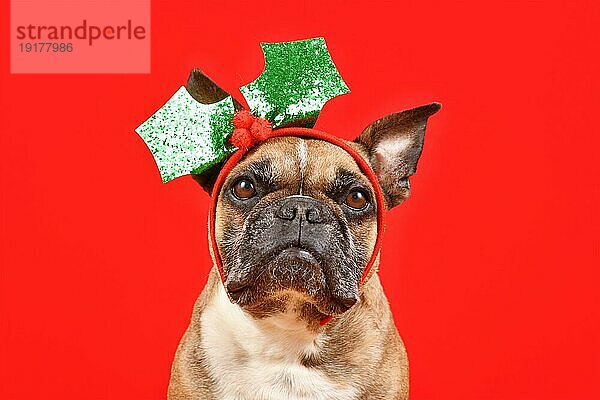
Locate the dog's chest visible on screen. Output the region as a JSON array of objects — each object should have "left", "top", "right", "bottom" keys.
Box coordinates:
[{"left": 199, "top": 285, "right": 359, "bottom": 400}]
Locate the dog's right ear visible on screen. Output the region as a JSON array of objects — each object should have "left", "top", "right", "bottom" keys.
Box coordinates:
[{"left": 187, "top": 69, "right": 243, "bottom": 194}]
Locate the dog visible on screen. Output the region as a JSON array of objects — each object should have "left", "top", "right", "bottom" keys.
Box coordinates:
[{"left": 167, "top": 70, "right": 440, "bottom": 400}]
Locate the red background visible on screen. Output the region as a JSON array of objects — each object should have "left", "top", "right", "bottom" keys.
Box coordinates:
[{"left": 1, "top": 1, "right": 599, "bottom": 399}]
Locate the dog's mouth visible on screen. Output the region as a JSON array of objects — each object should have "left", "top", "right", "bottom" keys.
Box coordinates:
[
  {"left": 225, "top": 245, "right": 358, "bottom": 317},
  {"left": 226, "top": 246, "right": 321, "bottom": 300},
  {"left": 279, "top": 246, "right": 319, "bottom": 263},
  {"left": 275, "top": 246, "right": 322, "bottom": 273}
]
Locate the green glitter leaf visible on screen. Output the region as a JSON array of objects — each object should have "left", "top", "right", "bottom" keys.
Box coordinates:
[
  {"left": 240, "top": 37, "right": 350, "bottom": 128},
  {"left": 135, "top": 86, "right": 236, "bottom": 183}
]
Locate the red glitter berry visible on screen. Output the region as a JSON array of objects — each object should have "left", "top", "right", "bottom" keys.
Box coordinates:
[
  {"left": 232, "top": 110, "right": 254, "bottom": 129},
  {"left": 229, "top": 128, "right": 253, "bottom": 149},
  {"left": 250, "top": 118, "right": 273, "bottom": 141}
]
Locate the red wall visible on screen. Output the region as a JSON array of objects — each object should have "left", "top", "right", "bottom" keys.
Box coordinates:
[{"left": 1, "top": 1, "right": 599, "bottom": 399}]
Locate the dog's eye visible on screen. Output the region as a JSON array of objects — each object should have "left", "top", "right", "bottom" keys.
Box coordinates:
[
  {"left": 232, "top": 179, "right": 256, "bottom": 199},
  {"left": 346, "top": 189, "right": 368, "bottom": 210}
]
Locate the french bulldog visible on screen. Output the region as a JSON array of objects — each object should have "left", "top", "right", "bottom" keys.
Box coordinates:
[{"left": 167, "top": 69, "right": 440, "bottom": 400}]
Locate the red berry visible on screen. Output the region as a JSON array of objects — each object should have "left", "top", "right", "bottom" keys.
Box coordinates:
[
  {"left": 232, "top": 110, "right": 254, "bottom": 129},
  {"left": 229, "top": 128, "right": 253, "bottom": 149},
  {"left": 250, "top": 118, "right": 273, "bottom": 141}
]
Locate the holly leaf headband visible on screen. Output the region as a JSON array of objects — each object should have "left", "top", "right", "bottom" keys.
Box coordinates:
[{"left": 135, "top": 37, "right": 350, "bottom": 183}]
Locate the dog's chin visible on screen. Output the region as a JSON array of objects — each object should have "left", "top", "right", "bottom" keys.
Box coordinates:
[{"left": 226, "top": 247, "right": 356, "bottom": 319}]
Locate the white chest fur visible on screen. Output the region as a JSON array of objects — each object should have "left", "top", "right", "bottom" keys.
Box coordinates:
[{"left": 199, "top": 284, "right": 359, "bottom": 400}]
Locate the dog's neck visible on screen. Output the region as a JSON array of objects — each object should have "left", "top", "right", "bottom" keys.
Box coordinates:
[
  {"left": 201, "top": 283, "right": 323, "bottom": 362},
  {"left": 185, "top": 267, "right": 393, "bottom": 400},
  {"left": 198, "top": 282, "right": 364, "bottom": 399}
]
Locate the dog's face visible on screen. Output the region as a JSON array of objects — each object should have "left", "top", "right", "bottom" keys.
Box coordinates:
[
  {"left": 200, "top": 102, "right": 439, "bottom": 325},
  {"left": 215, "top": 137, "right": 377, "bottom": 320}
]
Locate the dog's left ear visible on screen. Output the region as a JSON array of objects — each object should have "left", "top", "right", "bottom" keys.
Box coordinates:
[
  {"left": 354, "top": 103, "right": 441, "bottom": 208},
  {"left": 186, "top": 69, "right": 243, "bottom": 194}
]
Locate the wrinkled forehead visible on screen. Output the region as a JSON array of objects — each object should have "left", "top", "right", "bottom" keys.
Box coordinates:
[{"left": 223, "top": 136, "right": 372, "bottom": 190}]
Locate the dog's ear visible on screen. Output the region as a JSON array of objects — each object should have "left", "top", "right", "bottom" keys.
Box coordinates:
[
  {"left": 187, "top": 69, "right": 243, "bottom": 194},
  {"left": 186, "top": 68, "right": 244, "bottom": 110},
  {"left": 354, "top": 103, "right": 441, "bottom": 208}
]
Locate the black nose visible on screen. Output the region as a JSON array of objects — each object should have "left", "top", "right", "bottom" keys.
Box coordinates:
[{"left": 276, "top": 196, "right": 328, "bottom": 224}]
